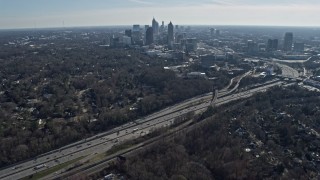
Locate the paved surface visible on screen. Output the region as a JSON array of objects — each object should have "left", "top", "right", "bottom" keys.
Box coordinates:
[
  {"left": 0, "top": 80, "right": 283, "bottom": 180},
  {"left": 276, "top": 63, "right": 300, "bottom": 78},
  {"left": 271, "top": 56, "right": 313, "bottom": 64}
]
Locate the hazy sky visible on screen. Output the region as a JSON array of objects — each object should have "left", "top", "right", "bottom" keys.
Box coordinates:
[{"left": 0, "top": 0, "right": 320, "bottom": 29}]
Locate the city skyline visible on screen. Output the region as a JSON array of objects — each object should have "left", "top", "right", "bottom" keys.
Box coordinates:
[{"left": 1, "top": 0, "right": 320, "bottom": 29}]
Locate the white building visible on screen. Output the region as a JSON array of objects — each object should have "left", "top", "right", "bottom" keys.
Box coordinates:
[
  {"left": 122, "top": 36, "right": 132, "bottom": 46},
  {"left": 187, "top": 72, "right": 206, "bottom": 79}
]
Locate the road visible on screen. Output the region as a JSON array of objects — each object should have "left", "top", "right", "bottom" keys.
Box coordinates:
[
  {"left": 0, "top": 80, "right": 282, "bottom": 180},
  {"left": 276, "top": 63, "right": 300, "bottom": 78},
  {"left": 142, "top": 71, "right": 251, "bottom": 117},
  {"left": 270, "top": 56, "right": 313, "bottom": 63},
  {"left": 54, "top": 81, "right": 285, "bottom": 179}
]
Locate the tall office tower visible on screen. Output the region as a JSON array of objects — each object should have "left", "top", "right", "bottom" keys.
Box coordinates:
[
  {"left": 152, "top": 18, "right": 159, "bottom": 35},
  {"left": 159, "top": 21, "right": 164, "bottom": 32},
  {"left": 145, "top": 27, "right": 154, "bottom": 45},
  {"left": 210, "top": 28, "right": 214, "bottom": 37},
  {"left": 123, "top": 36, "right": 132, "bottom": 46},
  {"left": 145, "top": 25, "right": 150, "bottom": 32},
  {"left": 247, "top": 40, "right": 255, "bottom": 53},
  {"left": 125, "top": 29, "right": 132, "bottom": 37},
  {"left": 133, "top": 25, "right": 140, "bottom": 32},
  {"left": 132, "top": 25, "right": 141, "bottom": 45},
  {"left": 168, "top": 21, "right": 174, "bottom": 43},
  {"left": 267, "top": 39, "right": 278, "bottom": 51},
  {"left": 283, "top": 32, "right": 293, "bottom": 51},
  {"left": 215, "top": 29, "right": 220, "bottom": 36}
]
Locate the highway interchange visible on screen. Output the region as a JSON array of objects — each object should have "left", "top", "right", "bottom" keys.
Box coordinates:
[
  {"left": 0, "top": 79, "right": 284, "bottom": 180},
  {"left": 276, "top": 63, "right": 300, "bottom": 78}
]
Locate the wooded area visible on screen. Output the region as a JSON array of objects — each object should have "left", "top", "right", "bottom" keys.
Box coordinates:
[
  {"left": 0, "top": 30, "right": 234, "bottom": 167},
  {"left": 106, "top": 86, "right": 320, "bottom": 179}
]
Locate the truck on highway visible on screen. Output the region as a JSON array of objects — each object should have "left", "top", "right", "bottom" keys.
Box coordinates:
[{"left": 34, "top": 164, "right": 46, "bottom": 170}]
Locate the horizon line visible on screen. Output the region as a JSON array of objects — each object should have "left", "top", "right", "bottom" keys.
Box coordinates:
[{"left": 1, "top": 24, "right": 320, "bottom": 31}]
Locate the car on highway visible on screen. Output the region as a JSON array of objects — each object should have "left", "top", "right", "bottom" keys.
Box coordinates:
[
  {"left": 12, "top": 166, "right": 21, "bottom": 170},
  {"left": 132, "top": 128, "right": 139, "bottom": 133}
]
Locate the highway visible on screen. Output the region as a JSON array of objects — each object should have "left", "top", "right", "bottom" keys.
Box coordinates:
[
  {"left": 139, "top": 71, "right": 251, "bottom": 119},
  {"left": 271, "top": 56, "right": 313, "bottom": 64},
  {"left": 276, "top": 63, "right": 300, "bottom": 78},
  {"left": 53, "top": 81, "right": 285, "bottom": 180},
  {"left": 0, "top": 79, "right": 284, "bottom": 180}
]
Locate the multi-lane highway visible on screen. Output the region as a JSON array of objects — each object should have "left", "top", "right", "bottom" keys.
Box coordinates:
[
  {"left": 0, "top": 80, "right": 283, "bottom": 180},
  {"left": 276, "top": 63, "right": 300, "bottom": 78}
]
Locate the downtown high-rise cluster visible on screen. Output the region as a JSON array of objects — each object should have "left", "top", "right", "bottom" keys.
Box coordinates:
[{"left": 109, "top": 17, "right": 197, "bottom": 52}]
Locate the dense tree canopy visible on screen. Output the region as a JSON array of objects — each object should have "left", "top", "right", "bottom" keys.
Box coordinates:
[
  {"left": 109, "top": 86, "right": 320, "bottom": 179},
  {"left": 0, "top": 30, "right": 223, "bottom": 167}
]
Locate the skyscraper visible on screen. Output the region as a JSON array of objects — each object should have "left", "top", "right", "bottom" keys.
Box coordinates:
[
  {"left": 145, "top": 25, "right": 150, "bottom": 32},
  {"left": 132, "top": 25, "right": 140, "bottom": 32},
  {"left": 283, "top": 32, "right": 293, "bottom": 51},
  {"left": 152, "top": 18, "right": 159, "bottom": 35},
  {"left": 215, "top": 29, "right": 220, "bottom": 36},
  {"left": 267, "top": 39, "right": 278, "bottom": 51},
  {"left": 145, "top": 27, "right": 153, "bottom": 45},
  {"left": 210, "top": 28, "right": 214, "bottom": 37},
  {"left": 160, "top": 21, "right": 165, "bottom": 33},
  {"left": 168, "top": 21, "right": 174, "bottom": 44},
  {"left": 247, "top": 40, "right": 256, "bottom": 53},
  {"left": 132, "top": 25, "right": 142, "bottom": 45},
  {"left": 125, "top": 29, "right": 132, "bottom": 37}
]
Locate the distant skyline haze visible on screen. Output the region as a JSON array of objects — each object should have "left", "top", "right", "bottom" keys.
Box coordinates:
[{"left": 0, "top": 0, "right": 319, "bottom": 29}]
